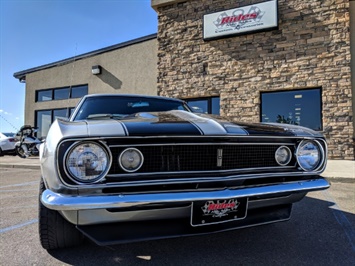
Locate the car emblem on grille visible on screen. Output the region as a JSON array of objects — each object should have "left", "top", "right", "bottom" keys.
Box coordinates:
[{"left": 217, "top": 148, "right": 223, "bottom": 167}]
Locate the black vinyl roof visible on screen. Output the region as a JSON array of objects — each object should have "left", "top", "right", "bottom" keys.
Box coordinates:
[{"left": 13, "top": 33, "right": 157, "bottom": 80}]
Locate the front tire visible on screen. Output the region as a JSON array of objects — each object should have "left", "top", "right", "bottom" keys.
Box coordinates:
[
  {"left": 16, "top": 146, "right": 27, "bottom": 158},
  {"left": 38, "top": 178, "right": 84, "bottom": 249}
]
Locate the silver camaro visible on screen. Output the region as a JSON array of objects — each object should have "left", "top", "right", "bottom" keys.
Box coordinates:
[{"left": 39, "top": 94, "right": 329, "bottom": 249}]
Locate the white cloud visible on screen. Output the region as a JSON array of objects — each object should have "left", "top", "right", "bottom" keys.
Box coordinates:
[{"left": 0, "top": 109, "right": 13, "bottom": 116}]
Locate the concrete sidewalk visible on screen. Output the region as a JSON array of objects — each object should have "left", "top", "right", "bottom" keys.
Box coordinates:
[
  {"left": 322, "top": 160, "right": 355, "bottom": 183},
  {"left": 0, "top": 155, "right": 354, "bottom": 183},
  {"left": 0, "top": 156, "right": 40, "bottom": 170}
]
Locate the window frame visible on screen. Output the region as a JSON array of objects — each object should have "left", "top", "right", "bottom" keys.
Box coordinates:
[
  {"left": 260, "top": 88, "right": 323, "bottom": 131},
  {"left": 35, "top": 107, "right": 75, "bottom": 138},
  {"left": 36, "top": 84, "right": 88, "bottom": 102},
  {"left": 36, "top": 89, "right": 53, "bottom": 102},
  {"left": 184, "top": 96, "right": 220, "bottom": 115},
  {"left": 54, "top": 87, "right": 70, "bottom": 100},
  {"left": 71, "top": 85, "right": 88, "bottom": 99}
]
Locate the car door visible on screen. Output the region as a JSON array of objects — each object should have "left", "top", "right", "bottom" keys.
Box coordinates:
[{"left": 0, "top": 133, "right": 13, "bottom": 151}]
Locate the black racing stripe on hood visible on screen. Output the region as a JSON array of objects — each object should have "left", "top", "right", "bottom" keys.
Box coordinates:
[
  {"left": 120, "top": 112, "right": 203, "bottom": 136},
  {"left": 122, "top": 122, "right": 202, "bottom": 136}
]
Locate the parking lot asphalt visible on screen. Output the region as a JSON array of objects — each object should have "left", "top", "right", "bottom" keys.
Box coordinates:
[
  {"left": 0, "top": 167, "right": 354, "bottom": 266},
  {"left": 1, "top": 155, "right": 354, "bottom": 182}
]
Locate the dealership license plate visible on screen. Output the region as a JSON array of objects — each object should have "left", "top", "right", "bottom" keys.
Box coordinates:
[{"left": 191, "top": 198, "right": 248, "bottom": 226}]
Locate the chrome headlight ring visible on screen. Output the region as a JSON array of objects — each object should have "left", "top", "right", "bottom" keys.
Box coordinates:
[
  {"left": 275, "top": 146, "right": 292, "bottom": 166},
  {"left": 64, "top": 141, "right": 112, "bottom": 184},
  {"left": 118, "top": 148, "right": 144, "bottom": 173},
  {"left": 296, "top": 140, "right": 325, "bottom": 172}
]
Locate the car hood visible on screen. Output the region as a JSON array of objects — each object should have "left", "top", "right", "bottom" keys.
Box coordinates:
[{"left": 51, "top": 110, "right": 323, "bottom": 139}]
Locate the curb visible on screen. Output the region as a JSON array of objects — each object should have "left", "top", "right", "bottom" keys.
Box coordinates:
[
  {"left": 0, "top": 164, "right": 40, "bottom": 170},
  {"left": 324, "top": 176, "right": 355, "bottom": 184}
]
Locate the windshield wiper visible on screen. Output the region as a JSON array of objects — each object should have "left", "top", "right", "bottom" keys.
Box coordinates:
[{"left": 86, "top": 114, "right": 127, "bottom": 120}]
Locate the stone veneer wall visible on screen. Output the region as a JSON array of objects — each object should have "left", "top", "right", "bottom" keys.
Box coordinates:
[{"left": 155, "top": 0, "right": 354, "bottom": 160}]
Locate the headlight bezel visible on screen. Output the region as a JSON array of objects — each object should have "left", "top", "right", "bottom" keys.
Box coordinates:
[
  {"left": 63, "top": 140, "right": 112, "bottom": 184},
  {"left": 296, "top": 139, "right": 325, "bottom": 172},
  {"left": 118, "top": 147, "right": 144, "bottom": 173},
  {"left": 275, "top": 146, "right": 292, "bottom": 166}
]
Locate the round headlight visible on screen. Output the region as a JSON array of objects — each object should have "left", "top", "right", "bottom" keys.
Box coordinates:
[
  {"left": 65, "top": 141, "right": 110, "bottom": 183},
  {"left": 296, "top": 140, "right": 323, "bottom": 171},
  {"left": 119, "top": 148, "right": 144, "bottom": 172},
  {"left": 275, "top": 146, "right": 292, "bottom": 166}
]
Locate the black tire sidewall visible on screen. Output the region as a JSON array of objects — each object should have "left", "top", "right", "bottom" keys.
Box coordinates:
[
  {"left": 38, "top": 178, "right": 84, "bottom": 249},
  {"left": 16, "top": 146, "right": 27, "bottom": 158}
]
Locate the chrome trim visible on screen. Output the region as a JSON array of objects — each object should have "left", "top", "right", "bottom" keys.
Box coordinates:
[
  {"left": 275, "top": 146, "right": 292, "bottom": 166},
  {"left": 296, "top": 140, "right": 326, "bottom": 172},
  {"left": 102, "top": 171, "right": 323, "bottom": 188},
  {"left": 107, "top": 142, "right": 297, "bottom": 178},
  {"left": 61, "top": 136, "right": 325, "bottom": 142},
  {"left": 109, "top": 142, "right": 296, "bottom": 148},
  {"left": 63, "top": 140, "right": 113, "bottom": 185},
  {"left": 58, "top": 167, "right": 325, "bottom": 189},
  {"left": 217, "top": 149, "right": 223, "bottom": 167},
  {"left": 106, "top": 165, "right": 296, "bottom": 178},
  {"left": 55, "top": 137, "right": 327, "bottom": 188},
  {"left": 41, "top": 178, "right": 330, "bottom": 211}
]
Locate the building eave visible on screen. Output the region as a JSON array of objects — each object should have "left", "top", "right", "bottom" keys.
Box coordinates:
[{"left": 151, "top": 0, "right": 190, "bottom": 11}]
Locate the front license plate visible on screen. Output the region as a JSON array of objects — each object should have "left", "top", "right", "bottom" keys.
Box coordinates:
[{"left": 191, "top": 198, "right": 248, "bottom": 226}]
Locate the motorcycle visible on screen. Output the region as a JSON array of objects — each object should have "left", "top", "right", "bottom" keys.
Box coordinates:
[{"left": 15, "top": 125, "right": 42, "bottom": 158}]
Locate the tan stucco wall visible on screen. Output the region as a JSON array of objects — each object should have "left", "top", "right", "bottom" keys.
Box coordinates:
[{"left": 24, "top": 38, "right": 157, "bottom": 127}]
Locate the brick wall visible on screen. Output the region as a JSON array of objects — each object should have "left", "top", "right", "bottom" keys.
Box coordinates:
[{"left": 155, "top": 0, "right": 354, "bottom": 160}]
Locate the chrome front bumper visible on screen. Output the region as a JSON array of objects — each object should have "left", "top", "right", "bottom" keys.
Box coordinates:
[{"left": 41, "top": 178, "right": 330, "bottom": 211}]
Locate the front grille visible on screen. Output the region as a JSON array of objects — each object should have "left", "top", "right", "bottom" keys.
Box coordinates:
[{"left": 109, "top": 144, "right": 295, "bottom": 175}]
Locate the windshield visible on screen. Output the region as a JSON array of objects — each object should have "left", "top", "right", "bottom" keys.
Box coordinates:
[{"left": 72, "top": 96, "right": 190, "bottom": 121}]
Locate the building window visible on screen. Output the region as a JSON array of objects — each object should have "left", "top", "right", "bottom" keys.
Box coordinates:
[
  {"left": 36, "top": 110, "right": 51, "bottom": 139},
  {"left": 261, "top": 88, "right": 322, "bottom": 131},
  {"left": 185, "top": 96, "right": 220, "bottom": 115},
  {"left": 71, "top": 85, "right": 88, "bottom": 98},
  {"left": 37, "top": 90, "right": 52, "bottom": 101},
  {"left": 54, "top": 88, "right": 70, "bottom": 100},
  {"left": 35, "top": 108, "right": 74, "bottom": 139},
  {"left": 53, "top": 109, "right": 70, "bottom": 120},
  {"left": 36, "top": 84, "right": 88, "bottom": 102}
]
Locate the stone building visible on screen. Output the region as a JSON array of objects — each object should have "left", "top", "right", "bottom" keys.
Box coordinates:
[
  {"left": 151, "top": 0, "right": 355, "bottom": 160},
  {"left": 14, "top": 0, "right": 355, "bottom": 159}
]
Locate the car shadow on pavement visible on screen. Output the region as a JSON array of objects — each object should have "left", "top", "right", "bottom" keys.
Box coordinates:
[{"left": 47, "top": 196, "right": 355, "bottom": 266}]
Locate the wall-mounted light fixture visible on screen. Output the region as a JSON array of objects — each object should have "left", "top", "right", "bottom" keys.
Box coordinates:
[
  {"left": 92, "top": 65, "right": 102, "bottom": 75},
  {"left": 19, "top": 76, "right": 26, "bottom": 83}
]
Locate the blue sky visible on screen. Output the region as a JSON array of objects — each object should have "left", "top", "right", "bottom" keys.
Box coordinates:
[{"left": 0, "top": 0, "right": 157, "bottom": 133}]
